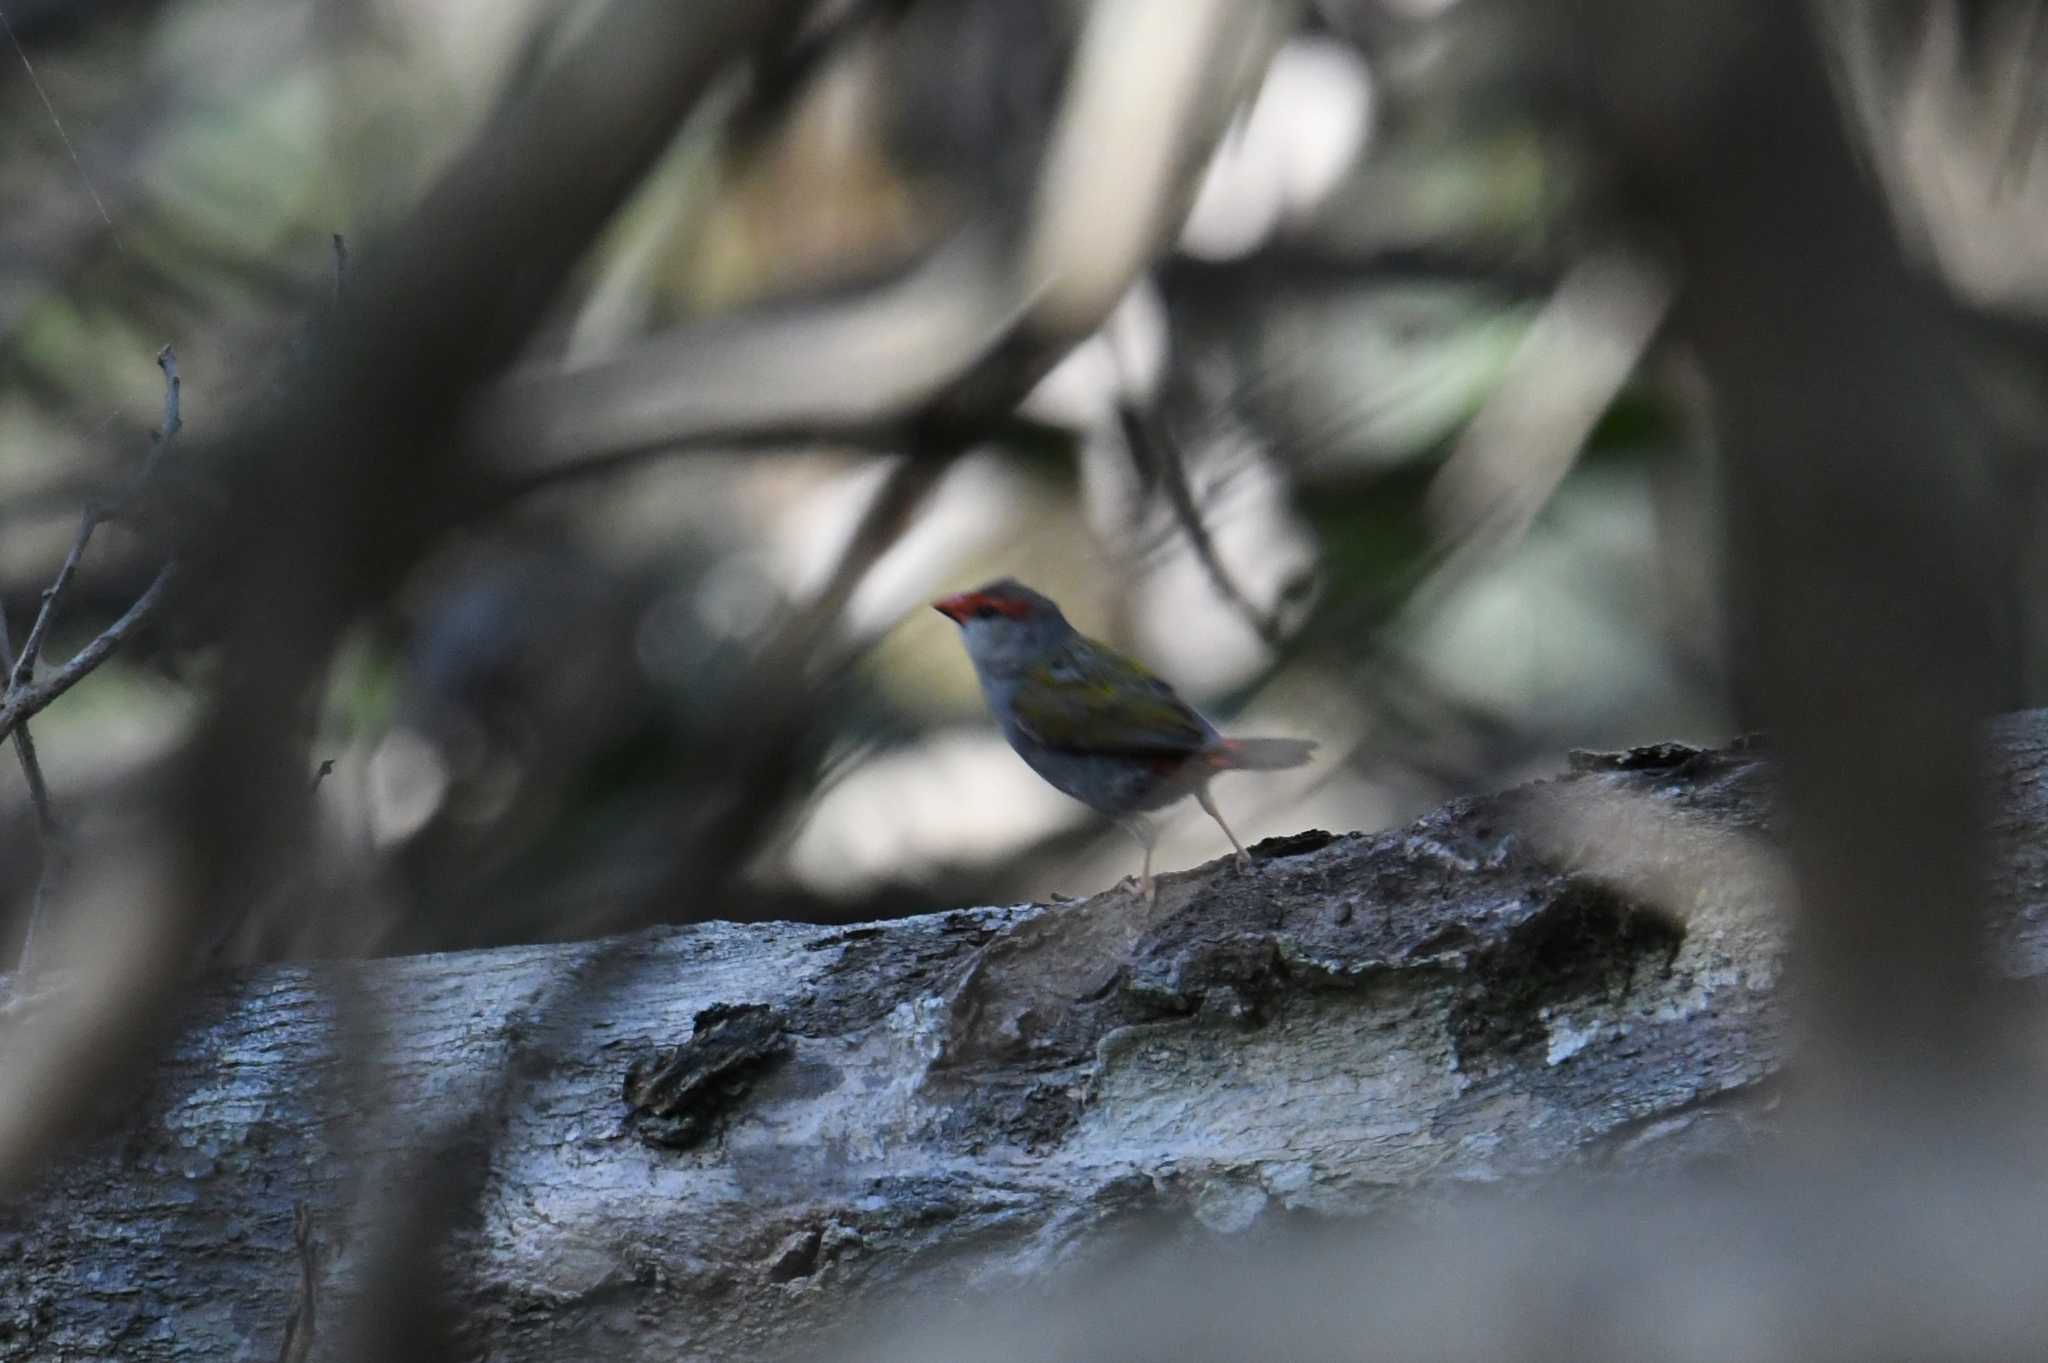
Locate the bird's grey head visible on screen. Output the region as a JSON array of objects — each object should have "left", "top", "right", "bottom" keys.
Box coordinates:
[{"left": 933, "top": 578, "right": 1075, "bottom": 679}]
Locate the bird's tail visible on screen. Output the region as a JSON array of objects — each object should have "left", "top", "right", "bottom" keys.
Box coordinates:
[{"left": 1213, "top": 737, "right": 1317, "bottom": 771}]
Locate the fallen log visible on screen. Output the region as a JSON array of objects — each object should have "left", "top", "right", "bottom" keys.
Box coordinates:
[{"left": 5, "top": 714, "right": 2047, "bottom": 1361}]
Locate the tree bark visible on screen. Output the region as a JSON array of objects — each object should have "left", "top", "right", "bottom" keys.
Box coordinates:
[{"left": 7, "top": 714, "right": 2048, "bottom": 1361}]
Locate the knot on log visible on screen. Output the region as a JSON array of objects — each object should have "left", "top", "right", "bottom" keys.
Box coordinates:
[{"left": 622, "top": 1002, "right": 791, "bottom": 1149}]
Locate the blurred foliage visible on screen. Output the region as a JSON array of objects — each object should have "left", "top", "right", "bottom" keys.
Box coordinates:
[{"left": 2, "top": 0, "right": 2044, "bottom": 955}]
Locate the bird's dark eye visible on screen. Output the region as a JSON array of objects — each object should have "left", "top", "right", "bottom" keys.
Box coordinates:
[{"left": 974, "top": 605, "right": 1000, "bottom": 620}]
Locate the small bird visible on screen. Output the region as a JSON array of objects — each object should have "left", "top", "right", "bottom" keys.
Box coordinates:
[{"left": 935, "top": 579, "right": 1314, "bottom": 898}]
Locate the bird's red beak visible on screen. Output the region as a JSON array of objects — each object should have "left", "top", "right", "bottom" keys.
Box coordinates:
[{"left": 933, "top": 592, "right": 975, "bottom": 624}]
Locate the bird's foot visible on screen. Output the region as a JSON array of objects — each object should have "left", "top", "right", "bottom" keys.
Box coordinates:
[
  {"left": 1124, "top": 872, "right": 1156, "bottom": 905},
  {"left": 1233, "top": 849, "right": 1253, "bottom": 874}
]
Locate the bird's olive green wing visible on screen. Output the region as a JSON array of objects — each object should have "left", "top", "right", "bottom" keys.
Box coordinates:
[{"left": 1009, "top": 634, "right": 1213, "bottom": 756}]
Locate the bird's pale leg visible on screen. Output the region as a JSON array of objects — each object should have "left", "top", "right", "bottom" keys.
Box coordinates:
[
  {"left": 1117, "top": 816, "right": 1157, "bottom": 903},
  {"left": 1194, "top": 785, "right": 1252, "bottom": 872}
]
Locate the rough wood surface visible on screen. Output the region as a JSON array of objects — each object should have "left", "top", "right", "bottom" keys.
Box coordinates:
[{"left": 5, "top": 714, "right": 2048, "bottom": 1361}]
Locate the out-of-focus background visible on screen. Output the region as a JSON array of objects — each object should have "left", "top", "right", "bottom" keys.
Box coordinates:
[{"left": 0, "top": 0, "right": 2039, "bottom": 957}]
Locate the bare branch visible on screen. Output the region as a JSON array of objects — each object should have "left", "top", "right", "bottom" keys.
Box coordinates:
[
  {"left": 0, "top": 615, "right": 58, "bottom": 844},
  {"left": 0, "top": 342, "right": 182, "bottom": 981},
  {"left": 472, "top": 228, "right": 1037, "bottom": 476},
  {"left": 0, "top": 340, "right": 182, "bottom": 749},
  {"left": 611, "top": 454, "right": 950, "bottom": 936},
  {"left": 0, "top": 0, "right": 825, "bottom": 1252},
  {"left": 468, "top": 410, "right": 1070, "bottom": 517},
  {"left": 13, "top": 345, "right": 177, "bottom": 691},
  {"left": 0, "top": 563, "right": 173, "bottom": 750},
  {"left": 1116, "top": 397, "right": 1286, "bottom": 648},
  {"left": 274, "top": 1203, "right": 318, "bottom": 1363},
  {"left": 1023, "top": 0, "right": 1288, "bottom": 332},
  {"left": 0, "top": 608, "right": 61, "bottom": 983},
  {"left": 13, "top": 508, "right": 96, "bottom": 687},
  {"left": 1419, "top": 250, "right": 1673, "bottom": 595},
  {"left": 136, "top": 343, "right": 180, "bottom": 486},
  {"left": 473, "top": 0, "right": 1288, "bottom": 490}
]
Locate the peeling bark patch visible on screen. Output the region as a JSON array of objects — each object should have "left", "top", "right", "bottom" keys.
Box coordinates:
[
  {"left": 1250, "top": 829, "right": 1335, "bottom": 859},
  {"left": 1450, "top": 879, "right": 1685, "bottom": 1066},
  {"left": 802, "top": 926, "right": 884, "bottom": 951},
  {"left": 622, "top": 1003, "right": 791, "bottom": 1150},
  {"left": 934, "top": 1076, "right": 1085, "bottom": 1154},
  {"left": 1567, "top": 742, "right": 1703, "bottom": 773},
  {"left": 1565, "top": 737, "right": 1776, "bottom": 828},
  {"left": 764, "top": 1227, "right": 823, "bottom": 1282},
  {"left": 761, "top": 1221, "right": 864, "bottom": 1285},
  {"left": 1406, "top": 922, "right": 1476, "bottom": 959}
]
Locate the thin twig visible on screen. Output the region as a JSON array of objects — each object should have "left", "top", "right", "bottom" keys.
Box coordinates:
[
  {"left": 0, "top": 616, "right": 59, "bottom": 844},
  {"left": 1115, "top": 398, "right": 1286, "bottom": 648},
  {"left": 775, "top": 455, "right": 948, "bottom": 673},
  {"left": 275, "top": 1203, "right": 319, "bottom": 1363},
  {"left": 14, "top": 347, "right": 177, "bottom": 688},
  {"left": 0, "top": 4, "right": 120, "bottom": 246},
  {"left": 0, "top": 609, "right": 61, "bottom": 983},
  {"left": 2, "top": 346, "right": 181, "bottom": 979},
  {"left": 0, "top": 563, "right": 174, "bottom": 750},
  {"left": 1102, "top": 289, "right": 1288, "bottom": 650},
  {"left": 617, "top": 454, "right": 951, "bottom": 936},
  {"left": 0, "top": 0, "right": 818, "bottom": 1219},
  {"left": 136, "top": 344, "right": 181, "bottom": 488},
  {"left": 15, "top": 509, "right": 97, "bottom": 686}
]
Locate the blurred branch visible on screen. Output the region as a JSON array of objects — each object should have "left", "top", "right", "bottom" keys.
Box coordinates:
[
  {"left": 1160, "top": 241, "right": 1570, "bottom": 305},
  {"left": 469, "top": 407, "right": 1070, "bottom": 515},
  {"left": 1116, "top": 397, "right": 1287, "bottom": 648},
  {"left": 1228, "top": 248, "right": 1671, "bottom": 804},
  {"left": 473, "top": 227, "right": 1043, "bottom": 474},
  {"left": 326, "top": 1126, "right": 482, "bottom": 1363},
  {"left": 1420, "top": 249, "right": 1672, "bottom": 583},
  {"left": 469, "top": 0, "right": 1303, "bottom": 933},
  {"left": 1576, "top": 0, "right": 2013, "bottom": 1098},
  {"left": 1022, "top": 0, "right": 1285, "bottom": 332},
  {"left": 474, "top": 0, "right": 1293, "bottom": 484},
  {"left": 602, "top": 453, "right": 950, "bottom": 937},
  {"left": 0, "top": 0, "right": 814, "bottom": 1204},
  {"left": 728, "top": 0, "right": 902, "bottom": 147}
]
